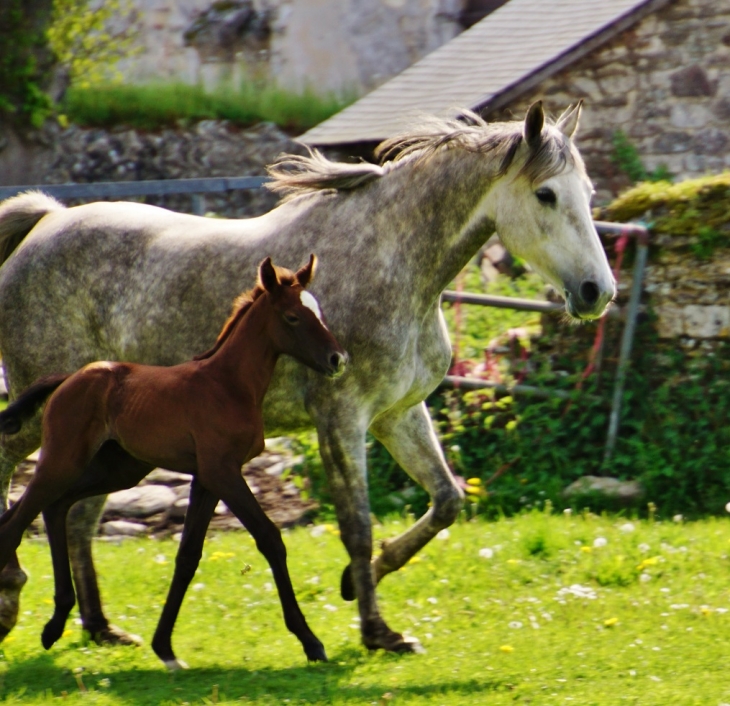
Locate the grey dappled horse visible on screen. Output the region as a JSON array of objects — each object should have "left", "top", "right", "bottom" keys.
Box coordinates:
[{"left": 0, "top": 102, "right": 614, "bottom": 654}]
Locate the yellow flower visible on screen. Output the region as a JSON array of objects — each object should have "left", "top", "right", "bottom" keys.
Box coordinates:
[
  {"left": 465, "top": 485, "right": 482, "bottom": 495},
  {"left": 701, "top": 607, "right": 712, "bottom": 616},
  {"left": 506, "top": 559, "right": 521, "bottom": 565},
  {"left": 407, "top": 556, "right": 422, "bottom": 564},
  {"left": 637, "top": 556, "right": 660, "bottom": 570},
  {"left": 604, "top": 617, "right": 619, "bottom": 627},
  {"left": 499, "top": 645, "right": 514, "bottom": 653},
  {"left": 580, "top": 546, "right": 592, "bottom": 554},
  {"left": 62, "top": 629, "right": 73, "bottom": 637},
  {"left": 466, "top": 478, "right": 482, "bottom": 486}
]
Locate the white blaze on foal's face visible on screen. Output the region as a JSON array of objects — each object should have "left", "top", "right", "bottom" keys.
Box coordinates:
[{"left": 300, "top": 290, "right": 327, "bottom": 328}]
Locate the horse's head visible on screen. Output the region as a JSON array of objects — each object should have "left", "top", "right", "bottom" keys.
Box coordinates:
[
  {"left": 259, "top": 255, "right": 348, "bottom": 378},
  {"left": 488, "top": 102, "right": 615, "bottom": 320}
]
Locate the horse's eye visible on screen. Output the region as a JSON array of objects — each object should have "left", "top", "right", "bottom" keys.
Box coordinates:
[
  {"left": 535, "top": 187, "right": 557, "bottom": 205},
  {"left": 284, "top": 313, "right": 299, "bottom": 325}
]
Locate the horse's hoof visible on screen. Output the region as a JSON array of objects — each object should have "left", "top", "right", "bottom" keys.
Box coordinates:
[
  {"left": 0, "top": 567, "right": 27, "bottom": 640},
  {"left": 91, "top": 624, "right": 143, "bottom": 646},
  {"left": 340, "top": 565, "right": 355, "bottom": 602},
  {"left": 41, "top": 620, "right": 64, "bottom": 650},
  {"left": 305, "top": 642, "right": 328, "bottom": 662},
  {"left": 363, "top": 623, "right": 425, "bottom": 654},
  {"left": 163, "top": 658, "right": 189, "bottom": 671}
]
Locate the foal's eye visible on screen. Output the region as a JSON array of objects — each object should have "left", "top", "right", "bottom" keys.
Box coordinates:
[
  {"left": 535, "top": 187, "right": 557, "bottom": 205},
  {"left": 284, "top": 313, "right": 300, "bottom": 325}
]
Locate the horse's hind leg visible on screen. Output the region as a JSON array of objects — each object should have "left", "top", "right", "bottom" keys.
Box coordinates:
[
  {"left": 199, "top": 460, "right": 327, "bottom": 662},
  {"left": 67, "top": 444, "right": 151, "bottom": 646},
  {"left": 152, "top": 477, "right": 218, "bottom": 671},
  {"left": 367, "top": 402, "right": 464, "bottom": 583},
  {"left": 41, "top": 447, "right": 152, "bottom": 649},
  {"left": 0, "top": 414, "right": 41, "bottom": 639}
]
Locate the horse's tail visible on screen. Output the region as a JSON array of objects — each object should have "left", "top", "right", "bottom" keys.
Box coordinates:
[
  {"left": 0, "top": 374, "right": 70, "bottom": 435},
  {"left": 0, "top": 191, "right": 65, "bottom": 267}
]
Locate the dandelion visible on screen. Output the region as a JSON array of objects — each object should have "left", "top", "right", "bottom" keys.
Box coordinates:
[
  {"left": 466, "top": 478, "right": 481, "bottom": 486},
  {"left": 436, "top": 529, "right": 450, "bottom": 540},
  {"left": 407, "top": 555, "right": 422, "bottom": 564},
  {"left": 604, "top": 617, "right": 619, "bottom": 627},
  {"left": 479, "top": 547, "right": 494, "bottom": 559},
  {"left": 499, "top": 645, "right": 514, "bottom": 653},
  {"left": 62, "top": 629, "right": 73, "bottom": 638},
  {"left": 580, "top": 546, "right": 592, "bottom": 554},
  {"left": 593, "top": 537, "right": 607, "bottom": 548},
  {"left": 637, "top": 557, "right": 660, "bottom": 570},
  {"left": 507, "top": 558, "right": 521, "bottom": 565},
  {"left": 619, "top": 523, "right": 635, "bottom": 533},
  {"left": 700, "top": 606, "right": 712, "bottom": 616}
]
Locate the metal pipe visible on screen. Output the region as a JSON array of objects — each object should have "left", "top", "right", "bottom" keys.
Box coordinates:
[
  {"left": 440, "top": 375, "right": 571, "bottom": 400},
  {"left": 603, "top": 239, "right": 650, "bottom": 464},
  {"left": 441, "top": 291, "right": 563, "bottom": 312}
]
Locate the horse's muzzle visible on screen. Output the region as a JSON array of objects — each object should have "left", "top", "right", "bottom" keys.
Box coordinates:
[
  {"left": 327, "top": 351, "right": 349, "bottom": 378},
  {"left": 565, "top": 278, "right": 615, "bottom": 320}
]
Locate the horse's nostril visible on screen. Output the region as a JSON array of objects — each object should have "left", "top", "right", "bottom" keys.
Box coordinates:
[
  {"left": 579, "top": 280, "right": 600, "bottom": 306},
  {"left": 330, "top": 352, "right": 346, "bottom": 370}
]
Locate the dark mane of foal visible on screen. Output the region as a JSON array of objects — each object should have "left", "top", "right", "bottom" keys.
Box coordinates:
[
  {"left": 266, "top": 110, "right": 573, "bottom": 200},
  {"left": 192, "top": 268, "right": 299, "bottom": 361}
]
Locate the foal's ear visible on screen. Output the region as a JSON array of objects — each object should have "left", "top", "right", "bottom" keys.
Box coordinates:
[
  {"left": 295, "top": 254, "right": 317, "bottom": 288},
  {"left": 259, "top": 257, "right": 280, "bottom": 292},
  {"left": 524, "top": 101, "right": 545, "bottom": 148},
  {"left": 555, "top": 100, "right": 583, "bottom": 138}
]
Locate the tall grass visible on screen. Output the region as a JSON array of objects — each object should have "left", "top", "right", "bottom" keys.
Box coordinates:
[{"left": 62, "top": 82, "right": 354, "bottom": 133}]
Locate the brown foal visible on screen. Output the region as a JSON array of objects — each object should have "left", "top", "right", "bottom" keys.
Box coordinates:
[{"left": 0, "top": 255, "right": 347, "bottom": 669}]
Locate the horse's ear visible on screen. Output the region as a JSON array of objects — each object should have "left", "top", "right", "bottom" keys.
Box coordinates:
[
  {"left": 295, "top": 254, "right": 317, "bottom": 288},
  {"left": 524, "top": 101, "right": 544, "bottom": 148},
  {"left": 259, "top": 257, "right": 280, "bottom": 292},
  {"left": 556, "top": 100, "right": 583, "bottom": 138}
]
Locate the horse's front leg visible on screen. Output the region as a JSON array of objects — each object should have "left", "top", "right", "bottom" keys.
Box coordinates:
[
  {"left": 151, "top": 477, "right": 218, "bottom": 671},
  {"left": 368, "top": 401, "right": 464, "bottom": 584},
  {"left": 314, "top": 410, "right": 422, "bottom": 654},
  {"left": 198, "top": 454, "right": 326, "bottom": 662}
]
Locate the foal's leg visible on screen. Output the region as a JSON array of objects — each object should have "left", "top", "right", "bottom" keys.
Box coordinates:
[
  {"left": 314, "top": 409, "right": 420, "bottom": 653},
  {"left": 198, "top": 458, "right": 327, "bottom": 662},
  {"left": 151, "top": 477, "right": 218, "bottom": 671},
  {"left": 367, "top": 402, "right": 464, "bottom": 583},
  {"left": 41, "top": 448, "right": 152, "bottom": 649}
]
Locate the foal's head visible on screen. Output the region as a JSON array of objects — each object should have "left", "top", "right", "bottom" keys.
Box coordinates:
[{"left": 258, "top": 255, "right": 348, "bottom": 378}]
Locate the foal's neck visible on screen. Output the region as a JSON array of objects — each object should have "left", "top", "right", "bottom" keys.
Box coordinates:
[{"left": 200, "top": 295, "right": 279, "bottom": 405}]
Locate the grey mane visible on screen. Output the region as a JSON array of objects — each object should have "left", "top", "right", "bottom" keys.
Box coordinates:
[{"left": 266, "top": 110, "right": 574, "bottom": 199}]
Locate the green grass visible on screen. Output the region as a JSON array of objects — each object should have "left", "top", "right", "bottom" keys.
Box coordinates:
[
  {"left": 61, "top": 82, "right": 354, "bottom": 133},
  {"left": 4, "top": 513, "right": 730, "bottom": 704}
]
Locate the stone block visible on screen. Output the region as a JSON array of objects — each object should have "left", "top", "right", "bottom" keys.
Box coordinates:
[
  {"left": 692, "top": 128, "right": 730, "bottom": 155},
  {"left": 670, "top": 65, "right": 717, "bottom": 96},
  {"left": 563, "top": 476, "right": 644, "bottom": 503},
  {"left": 104, "top": 485, "right": 177, "bottom": 518},
  {"left": 683, "top": 305, "right": 730, "bottom": 337},
  {"left": 652, "top": 131, "right": 693, "bottom": 153},
  {"left": 671, "top": 103, "right": 713, "bottom": 129}
]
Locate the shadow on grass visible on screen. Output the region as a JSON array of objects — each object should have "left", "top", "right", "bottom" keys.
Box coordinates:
[{"left": 1, "top": 648, "right": 510, "bottom": 704}]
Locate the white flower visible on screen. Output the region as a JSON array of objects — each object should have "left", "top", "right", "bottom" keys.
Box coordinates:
[
  {"left": 619, "top": 523, "right": 635, "bottom": 533},
  {"left": 508, "top": 621, "right": 523, "bottom": 629},
  {"left": 479, "top": 547, "right": 494, "bottom": 559},
  {"left": 323, "top": 604, "right": 338, "bottom": 612},
  {"left": 192, "top": 583, "right": 205, "bottom": 591},
  {"left": 672, "top": 514, "right": 683, "bottom": 523},
  {"left": 726, "top": 502, "right": 730, "bottom": 513},
  {"left": 556, "top": 584, "right": 597, "bottom": 600},
  {"left": 310, "top": 525, "right": 327, "bottom": 537},
  {"left": 638, "top": 543, "right": 651, "bottom": 553},
  {"left": 427, "top": 597, "right": 438, "bottom": 605},
  {"left": 437, "top": 529, "right": 450, "bottom": 540},
  {"left": 640, "top": 572, "right": 651, "bottom": 583},
  {"left": 563, "top": 508, "right": 572, "bottom": 516},
  {"left": 593, "top": 537, "right": 608, "bottom": 548}
]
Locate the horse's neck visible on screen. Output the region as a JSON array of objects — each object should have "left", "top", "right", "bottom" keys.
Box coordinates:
[
  {"left": 356, "top": 150, "right": 497, "bottom": 305},
  {"left": 201, "top": 296, "right": 278, "bottom": 405}
]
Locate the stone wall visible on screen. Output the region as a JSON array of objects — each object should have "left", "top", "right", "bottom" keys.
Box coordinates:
[
  {"left": 37, "top": 119, "right": 305, "bottom": 217},
  {"left": 489, "top": 0, "right": 730, "bottom": 202},
  {"left": 118, "top": 0, "right": 466, "bottom": 96}
]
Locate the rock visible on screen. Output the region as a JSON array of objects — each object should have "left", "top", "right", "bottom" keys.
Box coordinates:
[
  {"left": 104, "top": 485, "right": 177, "bottom": 518},
  {"left": 143, "top": 469, "right": 191, "bottom": 485},
  {"left": 670, "top": 65, "right": 716, "bottom": 97},
  {"left": 563, "top": 476, "right": 645, "bottom": 503},
  {"left": 100, "top": 520, "right": 148, "bottom": 537}
]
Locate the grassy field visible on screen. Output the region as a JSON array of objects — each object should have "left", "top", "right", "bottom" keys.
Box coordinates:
[{"left": 2, "top": 512, "right": 730, "bottom": 705}]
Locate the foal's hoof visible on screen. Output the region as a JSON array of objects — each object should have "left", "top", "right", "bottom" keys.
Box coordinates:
[
  {"left": 41, "top": 619, "right": 65, "bottom": 650},
  {"left": 304, "top": 641, "right": 328, "bottom": 662},
  {"left": 91, "top": 624, "right": 143, "bottom": 647},
  {"left": 163, "top": 658, "right": 189, "bottom": 672},
  {"left": 0, "top": 567, "right": 27, "bottom": 640},
  {"left": 340, "top": 565, "right": 355, "bottom": 602}
]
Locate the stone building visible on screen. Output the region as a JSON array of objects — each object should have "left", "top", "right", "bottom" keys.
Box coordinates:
[{"left": 300, "top": 0, "right": 730, "bottom": 202}]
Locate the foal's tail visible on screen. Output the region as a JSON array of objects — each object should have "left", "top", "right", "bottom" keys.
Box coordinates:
[
  {"left": 0, "top": 374, "right": 69, "bottom": 435},
  {"left": 0, "top": 191, "right": 65, "bottom": 266}
]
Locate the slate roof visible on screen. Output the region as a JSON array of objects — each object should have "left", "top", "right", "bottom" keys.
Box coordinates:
[{"left": 300, "top": 0, "right": 670, "bottom": 146}]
